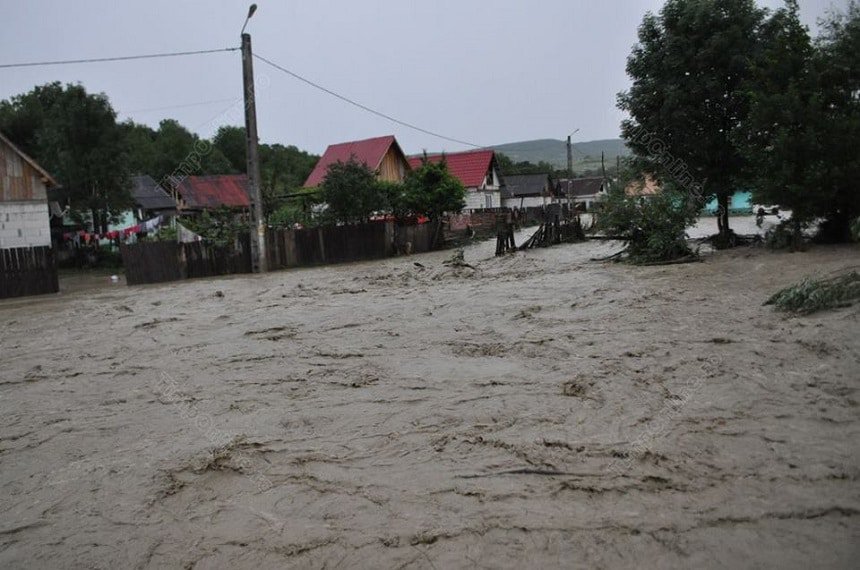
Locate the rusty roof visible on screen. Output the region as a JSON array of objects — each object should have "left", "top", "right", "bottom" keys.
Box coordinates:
[{"left": 175, "top": 175, "right": 250, "bottom": 209}]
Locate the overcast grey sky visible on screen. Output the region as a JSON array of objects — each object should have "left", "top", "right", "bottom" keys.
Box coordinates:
[{"left": 0, "top": 0, "right": 846, "bottom": 155}]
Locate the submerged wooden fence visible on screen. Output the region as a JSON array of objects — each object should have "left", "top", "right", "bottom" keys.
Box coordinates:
[
  {"left": 120, "top": 234, "right": 251, "bottom": 286},
  {"left": 266, "top": 221, "right": 434, "bottom": 269},
  {"left": 0, "top": 246, "right": 59, "bottom": 299},
  {"left": 121, "top": 222, "right": 435, "bottom": 285}
]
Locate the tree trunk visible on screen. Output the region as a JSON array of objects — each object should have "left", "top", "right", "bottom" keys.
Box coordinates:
[
  {"left": 717, "top": 193, "right": 731, "bottom": 240},
  {"left": 819, "top": 211, "right": 852, "bottom": 243}
]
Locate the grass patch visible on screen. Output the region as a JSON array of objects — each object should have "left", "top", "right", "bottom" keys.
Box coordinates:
[{"left": 765, "top": 271, "right": 860, "bottom": 314}]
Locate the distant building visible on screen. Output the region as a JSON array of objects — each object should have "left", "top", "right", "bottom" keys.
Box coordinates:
[
  {"left": 130, "top": 175, "right": 177, "bottom": 219},
  {"left": 0, "top": 132, "right": 58, "bottom": 249},
  {"left": 408, "top": 150, "right": 502, "bottom": 210},
  {"left": 625, "top": 174, "right": 660, "bottom": 197},
  {"left": 704, "top": 191, "right": 753, "bottom": 215},
  {"left": 501, "top": 173, "right": 556, "bottom": 208},
  {"left": 558, "top": 177, "right": 609, "bottom": 211},
  {"left": 304, "top": 135, "right": 410, "bottom": 188}
]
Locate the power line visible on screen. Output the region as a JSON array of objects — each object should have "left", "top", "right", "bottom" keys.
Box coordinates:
[
  {"left": 253, "top": 52, "right": 483, "bottom": 149},
  {"left": 125, "top": 97, "right": 241, "bottom": 115},
  {"left": 0, "top": 47, "right": 239, "bottom": 69}
]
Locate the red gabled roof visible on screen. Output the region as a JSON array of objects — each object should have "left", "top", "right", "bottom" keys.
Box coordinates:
[
  {"left": 407, "top": 150, "right": 495, "bottom": 188},
  {"left": 304, "top": 135, "right": 399, "bottom": 187},
  {"left": 176, "top": 175, "right": 250, "bottom": 209}
]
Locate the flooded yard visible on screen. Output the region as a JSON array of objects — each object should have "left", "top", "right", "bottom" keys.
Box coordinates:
[{"left": 1, "top": 225, "right": 858, "bottom": 568}]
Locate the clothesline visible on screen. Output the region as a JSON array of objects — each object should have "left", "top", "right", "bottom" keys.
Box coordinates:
[{"left": 61, "top": 215, "right": 164, "bottom": 243}]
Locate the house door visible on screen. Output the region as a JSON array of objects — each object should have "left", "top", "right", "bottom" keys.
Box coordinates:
[{"left": 485, "top": 194, "right": 493, "bottom": 208}]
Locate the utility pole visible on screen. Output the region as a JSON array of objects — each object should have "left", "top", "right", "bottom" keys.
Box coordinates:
[
  {"left": 566, "top": 136, "right": 573, "bottom": 210},
  {"left": 241, "top": 25, "right": 267, "bottom": 272}
]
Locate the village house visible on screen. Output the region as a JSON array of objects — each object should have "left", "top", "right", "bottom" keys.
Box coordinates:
[
  {"left": 304, "top": 135, "right": 410, "bottom": 188},
  {"left": 0, "top": 132, "right": 58, "bottom": 250},
  {"left": 172, "top": 174, "right": 251, "bottom": 213},
  {"left": 501, "top": 173, "right": 556, "bottom": 209},
  {"left": 558, "top": 177, "right": 610, "bottom": 211},
  {"left": 408, "top": 149, "right": 502, "bottom": 210}
]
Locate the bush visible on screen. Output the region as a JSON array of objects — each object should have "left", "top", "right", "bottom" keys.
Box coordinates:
[
  {"left": 140, "top": 225, "right": 177, "bottom": 242},
  {"left": 764, "top": 220, "right": 807, "bottom": 250},
  {"left": 597, "top": 182, "right": 698, "bottom": 263},
  {"left": 765, "top": 271, "right": 860, "bottom": 314},
  {"left": 182, "top": 207, "right": 249, "bottom": 247}
]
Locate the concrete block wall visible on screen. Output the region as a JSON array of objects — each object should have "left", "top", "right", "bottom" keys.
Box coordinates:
[{"left": 0, "top": 201, "right": 51, "bottom": 248}]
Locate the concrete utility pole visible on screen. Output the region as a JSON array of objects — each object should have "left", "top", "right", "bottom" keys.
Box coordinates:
[
  {"left": 241, "top": 10, "right": 267, "bottom": 272},
  {"left": 566, "top": 128, "right": 579, "bottom": 210},
  {"left": 566, "top": 135, "right": 573, "bottom": 180}
]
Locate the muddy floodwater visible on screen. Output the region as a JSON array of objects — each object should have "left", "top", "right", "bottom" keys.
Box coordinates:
[{"left": 1, "top": 223, "right": 859, "bottom": 568}]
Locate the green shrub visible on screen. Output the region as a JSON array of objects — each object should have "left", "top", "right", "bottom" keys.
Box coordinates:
[
  {"left": 597, "top": 182, "right": 698, "bottom": 263},
  {"left": 765, "top": 271, "right": 860, "bottom": 314}
]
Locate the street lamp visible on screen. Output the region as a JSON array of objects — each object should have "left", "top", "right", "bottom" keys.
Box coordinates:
[{"left": 241, "top": 4, "right": 257, "bottom": 36}]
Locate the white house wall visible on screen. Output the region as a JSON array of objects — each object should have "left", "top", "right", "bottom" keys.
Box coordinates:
[
  {"left": 502, "top": 196, "right": 547, "bottom": 209},
  {"left": 465, "top": 189, "right": 501, "bottom": 210},
  {"left": 0, "top": 201, "right": 51, "bottom": 248}
]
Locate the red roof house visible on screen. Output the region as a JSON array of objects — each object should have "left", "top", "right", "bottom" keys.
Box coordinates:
[
  {"left": 174, "top": 175, "right": 251, "bottom": 211},
  {"left": 407, "top": 150, "right": 498, "bottom": 190},
  {"left": 408, "top": 150, "right": 502, "bottom": 209},
  {"left": 304, "top": 135, "right": 410, "bottom": 187}
]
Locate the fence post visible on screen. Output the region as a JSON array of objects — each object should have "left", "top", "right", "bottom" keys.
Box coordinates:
[{"left": 317, "top": 227, "right": 326, "bottom": 263}]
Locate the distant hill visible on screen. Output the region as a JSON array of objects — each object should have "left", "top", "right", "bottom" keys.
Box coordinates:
[{"left": 491, "top": 138, "right": 630, "bottom": 172}]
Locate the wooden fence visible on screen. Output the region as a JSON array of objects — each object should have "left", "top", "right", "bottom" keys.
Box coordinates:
[
  {"left": 0, "top": 246, "right": 59, "bottom": 299},
  {"left": 120, "top": 234, "right": 252, "bottom": 286},
  {"left": 266, "top": 221, "right": 434, "bottom": 269}
]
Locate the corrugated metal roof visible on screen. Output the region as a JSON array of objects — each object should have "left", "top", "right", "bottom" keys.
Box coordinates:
[
  {"left": 407, "top": 150, "right": 496, "bottom": 189},
  {"left": 304, "top": 135, "right": 398, "bottom": 187},
  {"left": 176, "top": 175, "right": 250, "bottom": 209},
  {"left": 131, "top": 175, "right": 176, "bottom": 211}
]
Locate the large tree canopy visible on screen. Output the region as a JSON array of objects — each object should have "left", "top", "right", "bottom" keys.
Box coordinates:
[
  {"left": 619, "top": 0, "right": 764, "bottom": 243},
  {"left": 739, "top": 0, "right": 823, "bottom": 242},
  {"left": 0, "top": 82, "right": 132, "bottom": 233}
]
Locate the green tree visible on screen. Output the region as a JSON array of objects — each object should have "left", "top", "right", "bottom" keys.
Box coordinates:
[
  {"left": 618, "top": 0, "right": 764, "bottom": 245},
  {"left": 259, "top": 142, "right": 319, "bottom": 216},
  {"left": 400, "top": 154, "right": 466, "bottom": 219},
  {"left": 814, "top": 1, "right": 860, "bottom": 242},
  {"left": 739, "top": 0, "right": 822, "bottom": 247},
  {"left": 212, "top": 125, "right": 247, "bottom": 173},
  {"left": 0, "top": 82, "right": 131, "bottom": 233},
  {"left": 320, "top": 158, "right": 386, "bottom": 224}
]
